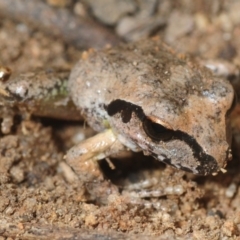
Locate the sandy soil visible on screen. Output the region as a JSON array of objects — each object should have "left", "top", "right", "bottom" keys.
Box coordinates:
[{"left": 0, "top": 0, "right": 240, "bottom": 239}]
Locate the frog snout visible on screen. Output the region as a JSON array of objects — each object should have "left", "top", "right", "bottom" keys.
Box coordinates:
[{"left": 198, "top": 141, "right": 231, "bottom": 175}]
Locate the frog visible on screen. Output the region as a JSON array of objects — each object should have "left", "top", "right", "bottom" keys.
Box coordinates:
[
  {"left": 0, "top": 38, "right": 235, "bottom": 202},
  {"left": 65, "top": 38, "right": 235, "bottom": 200}
]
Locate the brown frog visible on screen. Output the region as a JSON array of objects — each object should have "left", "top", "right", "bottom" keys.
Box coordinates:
[
  {"left": 0, "top": 38, "right": 235, "bottom": 200},
  {"left": 61, "top": 38, "right": 235, "bottom": 202}
]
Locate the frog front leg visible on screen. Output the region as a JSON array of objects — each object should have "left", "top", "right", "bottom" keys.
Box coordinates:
[{"left": 65, "top": 128, "right": 127, "bottom": 203}]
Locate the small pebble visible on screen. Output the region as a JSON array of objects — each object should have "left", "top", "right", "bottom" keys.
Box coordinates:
[{"left": 225, "top": 183, "right": 237, "bottom": 198}]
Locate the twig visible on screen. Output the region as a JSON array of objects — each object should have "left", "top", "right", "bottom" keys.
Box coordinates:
[{"left": 0, "top": 0, "right": 121, "bottom": 49}]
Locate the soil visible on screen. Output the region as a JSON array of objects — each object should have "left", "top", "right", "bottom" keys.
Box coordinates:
[{"left": 0, "top": 0, "right": 240, "bottom": 239}]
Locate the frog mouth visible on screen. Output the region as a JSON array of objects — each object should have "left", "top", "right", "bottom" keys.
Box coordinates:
[
  {"left": 106, "top": 99, "right": 229, "bottom": 176},
  {"left": 142, "top": 117, "right": 225, "bottom": 175}
]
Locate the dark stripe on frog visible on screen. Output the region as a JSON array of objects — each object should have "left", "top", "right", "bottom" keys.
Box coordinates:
[{"left": 106, "top": 99, "right": 220, "bottom": 175}]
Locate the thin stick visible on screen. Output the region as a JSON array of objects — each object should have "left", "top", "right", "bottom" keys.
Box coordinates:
[{"left": 0, "top": 0, "right": 121, "bottom": 49}]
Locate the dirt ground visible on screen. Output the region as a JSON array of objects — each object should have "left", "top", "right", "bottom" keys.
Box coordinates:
[{"left": 0, "top": 0, "right": 240, "bottom": 239}]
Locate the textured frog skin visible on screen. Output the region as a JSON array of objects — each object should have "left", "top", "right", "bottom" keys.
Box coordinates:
[{"left": 68, "top": 38, "right": 234, "bottom": 175}]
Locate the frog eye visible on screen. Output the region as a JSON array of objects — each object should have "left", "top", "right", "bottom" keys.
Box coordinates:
[{"left": 142, "top": 117, "right": 172, "bottom": 141}]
